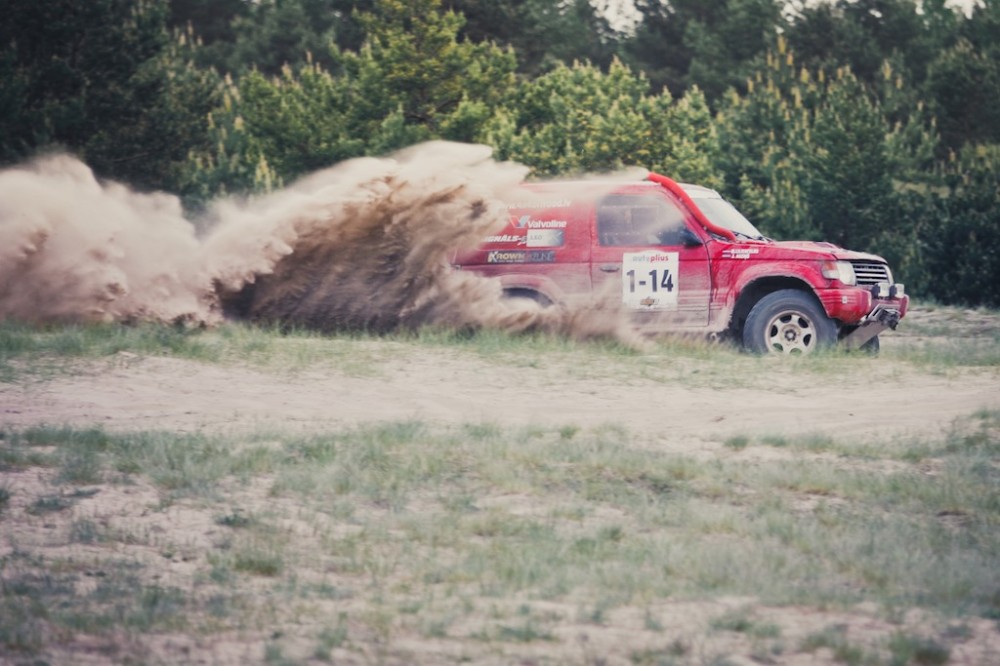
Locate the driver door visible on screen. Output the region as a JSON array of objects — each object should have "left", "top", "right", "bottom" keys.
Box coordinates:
[{"left": 590, "top": 192, "right": 711, "bottom": 329}]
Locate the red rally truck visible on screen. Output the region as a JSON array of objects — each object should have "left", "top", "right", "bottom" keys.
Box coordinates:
[{"left": 454, "top": 173, "right": 909, "bottom": 354}]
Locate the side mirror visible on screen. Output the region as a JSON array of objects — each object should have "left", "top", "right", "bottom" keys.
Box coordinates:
[{"left": 680, "top": 227, "right": 704, "bottom": 247}]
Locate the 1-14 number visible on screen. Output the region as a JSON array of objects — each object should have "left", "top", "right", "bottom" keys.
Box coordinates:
[{"left": 626, "top": 269, "right": 674, "bottom": 293}]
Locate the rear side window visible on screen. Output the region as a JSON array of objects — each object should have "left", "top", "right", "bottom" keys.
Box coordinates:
[{"left": 597, "top": 194, "right": 687, "bottom": 246}]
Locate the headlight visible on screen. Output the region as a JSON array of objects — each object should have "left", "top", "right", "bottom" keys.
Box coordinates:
[{"left": 821, "top": 260, "right": 856, "bottom": 286}]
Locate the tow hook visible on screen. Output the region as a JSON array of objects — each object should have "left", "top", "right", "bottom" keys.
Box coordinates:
[{"left": 878, "top": 307, "right": 900, "bottom": 330}]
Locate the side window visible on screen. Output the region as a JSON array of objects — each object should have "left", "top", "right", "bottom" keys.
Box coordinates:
[{"left": 597, "top": 194, "right": 687, "bottom": 246}]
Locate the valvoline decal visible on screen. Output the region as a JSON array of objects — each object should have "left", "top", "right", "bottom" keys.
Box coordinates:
[{"left": 513, "top": 215, "right": 569, "bottom": 230}]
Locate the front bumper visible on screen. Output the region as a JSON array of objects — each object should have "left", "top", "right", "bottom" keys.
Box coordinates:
[
  {"left": 820, "top": 284, "right": 909, "bottom": 349},
  {"left": 840, "top": 302, "right": 907, "bottom": 348}
]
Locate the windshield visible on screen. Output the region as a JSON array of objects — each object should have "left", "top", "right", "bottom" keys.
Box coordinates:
[{"left": 689, "top": 197, "right": 766, "bottom": 240}]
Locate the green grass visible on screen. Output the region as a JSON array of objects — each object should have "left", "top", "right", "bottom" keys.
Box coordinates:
[
  {"left": 1, "top": 413, "right": 998, "bottom": 662},
  {"left": 0, "top": 307, "right": 998, "bottom": 662},
  {"left": 3, "top": 302, "right": 998, "bottom": 390},
  {"left": 0, "top": 320, "right": 386, "bottom": 381}
]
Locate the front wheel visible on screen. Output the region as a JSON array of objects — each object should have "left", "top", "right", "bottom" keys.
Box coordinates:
[{"left": 742, "top": 289, "right": 836, "bottom": 355}]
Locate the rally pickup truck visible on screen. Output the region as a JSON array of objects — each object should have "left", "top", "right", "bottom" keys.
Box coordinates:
[{"left": 454, "top": 172, "right": 909, "bottom": 354}]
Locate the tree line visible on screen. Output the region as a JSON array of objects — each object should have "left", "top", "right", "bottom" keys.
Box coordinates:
[{"left": 2, "top": 0, "right": 998, "bottom": 306}]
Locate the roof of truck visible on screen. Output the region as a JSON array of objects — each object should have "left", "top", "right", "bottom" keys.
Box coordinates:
[{"left": 679, "top": 183, "right": 723, "bottom": 199}]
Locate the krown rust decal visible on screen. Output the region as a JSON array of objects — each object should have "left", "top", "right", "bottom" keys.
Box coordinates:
[{"left": 486, "top": 250, "right": 557, "bottom": 264}]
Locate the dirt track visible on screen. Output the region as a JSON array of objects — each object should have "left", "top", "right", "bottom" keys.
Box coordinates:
[{"left": 2, "top": 328, "right": 998, "bottom": 453}]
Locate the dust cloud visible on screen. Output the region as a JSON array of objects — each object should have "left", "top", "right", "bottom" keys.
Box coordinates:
[
  {"left": 0, "top": 154, "right": 209, "bottom": 325},
  {"left": 0, "top": 143, "right": 639, "bottom": 343}
]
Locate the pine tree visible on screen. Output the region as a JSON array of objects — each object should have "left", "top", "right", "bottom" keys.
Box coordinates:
[
  {"left": 482, "top": 58, "right": 722, "bottom": 183},
  {"left": 184, "top": 0, "right": 516, "bottom": 196},
  {"left": 715, "top": 37, "right": 938, "bottom": 254},
  {"left": 0, "top": 0, "right": 218, "bottom": 191}
]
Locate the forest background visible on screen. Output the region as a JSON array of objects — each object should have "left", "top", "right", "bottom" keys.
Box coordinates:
[{"left": 1, "top": 0, "right": 998, "bottom": 307}]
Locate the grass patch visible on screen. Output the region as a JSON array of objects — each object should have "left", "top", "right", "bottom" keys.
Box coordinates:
[
  {"left": 887, "top": 632, "right": 950, "bottom": 666},
  {"left": 801, "top": 625, "right": 875, "bottom": 665},
  {"left": 0, "top": 321, "right": 216, "bottom": 377},
  {"left": 215, "top": 510, "right": 257, "bottom": 529},
  {"left": 0, "top": 320, "right": 386, "bottom": 381},
  {"left": 723, "top": 434, "right": 749, "bottom": 450},
  {"left": 3, "top": 304, "right": 999, "bottom": 389},
  {"left": 710, "top": 607, "right": 781, "bottom": 639},
  {"left": 3, "top": 416, "right": 997, "bottom": 661},
  {"left": 230, "top": 547, "right": 284, "bottom": 577},
  {"left": 1, "top": 308, "right": 998, "bottom": 662},
  {"left": 0, "top": 553, "right": 190, "bottom": 658}
]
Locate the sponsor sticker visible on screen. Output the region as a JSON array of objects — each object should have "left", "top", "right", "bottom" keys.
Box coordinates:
[
  {"left": 504, "top": 199, "right": 571, "bottom": 210},
  {"left": 721, "top": 247, "right": 761, "bottom": 260},
  {"left": 484, "top": 234, "right": 526, "bottom": 244},
  {"left": 622, "top": 251, "right": 679, "bottom": 310},
  {"left": 526, "top": 229, "right": 565, "bottom": 247},
  {"left": 486, "top": 250, "right": 557, "bottom": 264},
  {"left": 512, "top": 215, "right": 569, "bottom": 229}
]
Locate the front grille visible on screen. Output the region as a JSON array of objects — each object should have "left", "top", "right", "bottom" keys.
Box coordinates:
[{"left": 851, "top": 261, "right": 890, "bottom": 285}]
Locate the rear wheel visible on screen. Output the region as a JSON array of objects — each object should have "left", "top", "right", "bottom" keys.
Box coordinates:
[
  {"left": 502, "top": 288, "right": 552, "bottom": 307},
  {"left": 742, "top": 289, "right": 836, "bottom": 355}
]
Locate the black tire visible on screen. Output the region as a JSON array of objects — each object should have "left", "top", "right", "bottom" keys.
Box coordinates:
[
  {"left": 502, "top": 288, "right": 552, "bottom": 307},
  {"left": 742, "top": 289, "right": 837, "bottom": 355}
]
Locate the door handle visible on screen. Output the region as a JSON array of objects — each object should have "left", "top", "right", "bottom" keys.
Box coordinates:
[{"left": 599, "top": 264, "right": 620, "bottom": 272}]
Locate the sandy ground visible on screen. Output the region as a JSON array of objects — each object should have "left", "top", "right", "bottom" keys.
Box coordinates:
[
  {"left": 2, "top": 310, "right": 999, "bottom": 665},
  {"left": 2, "top": 336, "right": 997, "bottom": 450}
]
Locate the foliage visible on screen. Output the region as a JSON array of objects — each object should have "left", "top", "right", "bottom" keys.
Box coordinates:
[
  {"left": 783, "top": 0, "right": 943, "bottom": 86},
  {"left": 441, "top": 0, "right": 621, "bottom": 75},
  {"left": 3, "top": 0, "right": 1000, "bottom": 306},
  {"left": 169, "top": 0, "right": 616, "bottom": 78},
  {"left": 512, "top": 0, "right": 620, "bottom": 74},
  {"left": 925, "top": 37, "right": 1000, "bottom": 152},
  {"left": 625, "top": 0, "right": 784, "bottom": 98},
  {"left": 923, "top": 144, "right": 1000, "bottom": 307},
  {"left": 343, "top": 0, "right": 516, "bottom": 145},
  {"left": 0, "top": 0, "right": 218, "bottom": 192},
  {"left": 715, "top": 39, "right": 938, "bottom": 254},
  {"left": 484, "top": 58, "right": 721, "bottom": 184},
  {"left": 183, "top": 0, "right": 516, "bottom": 195},
  {"left": 783, "top": 0, "right": 1000, "bottom": 154},
  {"left": 168, "top": 0, "right": 368, "bottom": 76},
  {"left": 182, "top": 65, "right": 353, "bottom": 198}
]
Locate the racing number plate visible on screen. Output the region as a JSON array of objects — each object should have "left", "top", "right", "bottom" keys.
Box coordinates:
[{"left": 622, "top": 251, "right": 679, "bottom": 310}]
